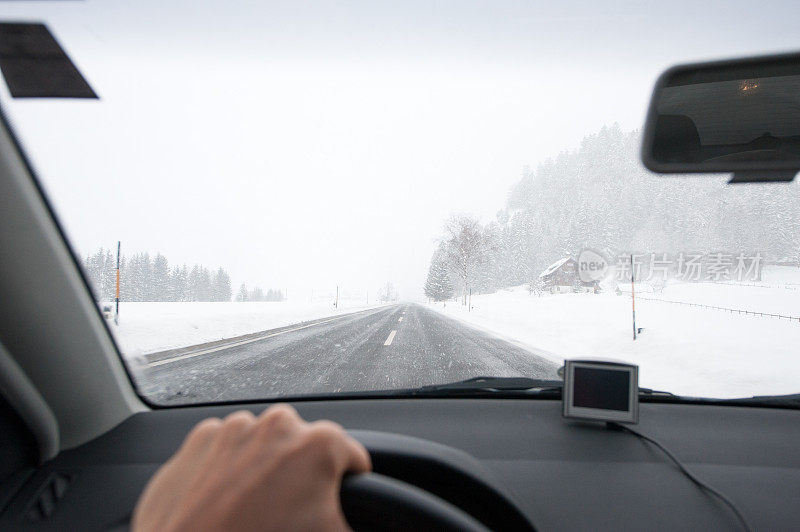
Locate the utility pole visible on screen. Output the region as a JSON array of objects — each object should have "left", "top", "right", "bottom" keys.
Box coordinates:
[
  {"left": 469, "top": 288, "right": 472, "bottom": 312},
  {"left": 335, "top": 285, "right": 339, "bottom": 309},
  {"left": 631, "top": 254, "right": 637, "bottom": 340},
  {"left": 115, "top": 241, "right": 121, "bottom": 325}
]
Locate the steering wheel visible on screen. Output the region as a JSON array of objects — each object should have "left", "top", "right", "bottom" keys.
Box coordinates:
[
  {"left": 111, "top": 430, "right": 532, "bottom": 532},
  {"left": 341, "top": 473, "right": 488, "bottom": 531},
  {"left": 342, "top": 430, "right": 535, "bottom": 531},
  {"left": 106, "top": 429, "right": 534, "bottom": 532}
]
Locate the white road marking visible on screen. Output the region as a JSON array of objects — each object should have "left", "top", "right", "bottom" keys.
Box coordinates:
[
  {"left": 398, "top": 317, "right": 403, "bottom": 322},
  {"left": 145, "top": 313, "right": 356, "bottom": 368},
  {"left": 384, "top": 330, "right": 397, "bottom": 346}
]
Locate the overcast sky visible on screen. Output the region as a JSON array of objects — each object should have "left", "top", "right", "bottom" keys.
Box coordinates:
[{"left": 2, "top": 0, "right": 799, "bottom": 300}]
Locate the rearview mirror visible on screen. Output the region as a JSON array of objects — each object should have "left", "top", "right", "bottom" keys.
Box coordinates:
[{"left": 641, "top": 52, "right": 800, "bottom": 182}]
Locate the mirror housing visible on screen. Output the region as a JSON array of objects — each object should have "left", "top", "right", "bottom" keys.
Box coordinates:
[{"left": 641, "top": 52, "right": 800, "bottom": 183}]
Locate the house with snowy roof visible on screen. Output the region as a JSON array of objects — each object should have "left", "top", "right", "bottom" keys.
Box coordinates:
[{"left": 539, "top": 257, "right": 599, "bottom": 293}]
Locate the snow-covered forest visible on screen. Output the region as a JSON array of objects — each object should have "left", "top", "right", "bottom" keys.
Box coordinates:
[
  {"left": 234, "top": 284, "right": 286, "bottom": 302},
  {"left": 82, "top": 249, "right": 233, "bottom": 302},
  {"left": 425, "top": 124, "right": 800, "bottom": 300},
  {"left": 82, "top": 249, "right": 285, "bottom": 303}
]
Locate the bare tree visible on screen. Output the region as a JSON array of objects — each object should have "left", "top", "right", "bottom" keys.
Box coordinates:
[
  {"left": 443, "top": 214, "right": 487, "bottom": 305},
  {"left": 378, "top": 282, "right": 396, "bottom": 303}
]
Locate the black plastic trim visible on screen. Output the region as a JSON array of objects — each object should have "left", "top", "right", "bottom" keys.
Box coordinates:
[{"left": 0, "top": 97, "right": 147, "bottom": 406}]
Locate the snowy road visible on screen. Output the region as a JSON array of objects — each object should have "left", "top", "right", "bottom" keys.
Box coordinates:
[{"left": 133, "top": 303, "right": 559, "bottom": 404}]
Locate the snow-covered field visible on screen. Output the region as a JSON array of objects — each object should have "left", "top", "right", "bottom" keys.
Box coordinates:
[
  {"left": 109, "top": 300, "right": 383, "bottom": 359},
  {"left": 428, "top": 266, "right": 800, "bottom": 399}
]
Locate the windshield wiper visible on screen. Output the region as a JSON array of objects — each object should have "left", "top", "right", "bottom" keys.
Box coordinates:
[
  {"left": 281, "top": 377, "right": 682, "bottom": 401},
  {"left": 723, "top": 393, "right": 800, "bottom": 407},
  {"left": 382, "top": 377, "right": 678, "bottom": 398},
  {"left": 413, "top": 376, "right": 562, "bottom": 392},
  {"left": 638, "top": 387, "right": 678, "bottom": 398},
  {"left": 382, "top": 376, "right": 564, "bottom": 397}
]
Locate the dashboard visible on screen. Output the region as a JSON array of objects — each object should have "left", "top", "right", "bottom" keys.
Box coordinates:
[{"left": 1, "top": 398, "right": 799, "bottom": 530}]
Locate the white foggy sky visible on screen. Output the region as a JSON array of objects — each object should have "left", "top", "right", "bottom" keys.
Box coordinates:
[{"left": 2, "top": 0, "right": 799, "bottom": 300}]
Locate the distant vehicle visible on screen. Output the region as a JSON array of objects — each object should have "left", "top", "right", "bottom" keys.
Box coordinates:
[{"left": 101, "top": 304, "right": 113, "bottom": 319}]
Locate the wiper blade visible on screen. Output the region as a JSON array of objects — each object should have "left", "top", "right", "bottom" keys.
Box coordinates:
[
  {"left": 638, "top": 387, "right": 678, "bottom": 397},
  {"left": 419, "top": 376, "right": 562, "bottom": 391},
  {"left": 349, "top": 377, "right": 681, "bottom": 398},
  {"left": 726, "top": 393, "right": 800, "bottom": 406},
  {"left": 305, "top": 377, "right": 680, "bottom": 400},
  {"left": 408, "top": 376, "right": 563, "bottom": 395},
  {"left": 283, "top": 377, "right": 564, "bottom": 400}
]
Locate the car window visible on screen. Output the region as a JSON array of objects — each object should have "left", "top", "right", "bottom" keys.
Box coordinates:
[{"left": 2, "top": 0, "right": 800, "bottom": 405}]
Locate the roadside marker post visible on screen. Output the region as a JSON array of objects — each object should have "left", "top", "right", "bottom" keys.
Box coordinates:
[
  {"left": 115, "top": 241, "right": 120, "bottom": 325},
  {"left": 631, "top": 254, "right": 637, "bottom": 340}
]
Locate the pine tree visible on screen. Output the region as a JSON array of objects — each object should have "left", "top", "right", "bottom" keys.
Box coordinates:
[
  {"left": 198, "top": 267, "right": 212, "bottom": 301},
  {"left": 170, "top": 265, "right": 189, "bottom": 302},
  {"left": 188, "top": 265, "right": 213, "bottom": 301},
  {"left": 118, "top": 254, "right": 129, "bottom": 302},
  {"left": 125, "top": 253, "right": 143, "bottom": 301},
  {"left": 236, "top": 283, "right": 248, "bottom": 302},
  {"left": 152, "top": 254, "right": 170, "bottom": 301},
  {"left": 211, "top": 268, "right": 232, "bottom": 302},
  {"left": 250, "top": 287, "right": 265, "bottom": 301},
  {"left": 103, "top": 248, "right": 116, "bottom": 301},
  {"left": 82, "top": 252, "right": 100, "bottom": 301},
  {"left": 424, "top": 245, "right": 454, "bottom": 301},
  {"left": 139, "top": 252, "right": 153, "bottom": 301}
]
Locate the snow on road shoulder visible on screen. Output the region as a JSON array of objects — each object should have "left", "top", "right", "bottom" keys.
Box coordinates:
[
  {"left": 110, "top": 300, "right": 384, "bottom": 359},
  {"left": 428, "top": 284, "right": 800, "bottom": 399}
]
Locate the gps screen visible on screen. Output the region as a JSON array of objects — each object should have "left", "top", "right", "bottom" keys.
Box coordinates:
[{"left": 573, "top": 367, "right": 630, "bottom": 411}]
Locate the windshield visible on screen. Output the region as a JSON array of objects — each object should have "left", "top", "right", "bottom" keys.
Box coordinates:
[{"left": 3, "top": 0, "right": 800, "bottom": 404}]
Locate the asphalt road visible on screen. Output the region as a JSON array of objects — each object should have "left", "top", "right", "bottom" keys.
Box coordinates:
[{"left": 133, "top": 303, "right": 559, "bottom": 404}]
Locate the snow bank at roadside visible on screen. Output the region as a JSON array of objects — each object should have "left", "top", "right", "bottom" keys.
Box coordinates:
[
  {"left": 428, "top": 278, "right": 800, "bottom": 399},
  {"left": 109, "top": 300, "right": 383, "bottom": 358}
]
